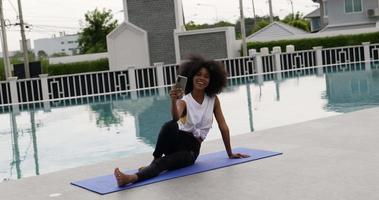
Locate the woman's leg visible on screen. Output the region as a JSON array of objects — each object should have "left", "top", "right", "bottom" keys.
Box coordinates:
[
  {"left": 136, "top": 150, "right": 196, "bottom": 181},
  {"left": 114, "top": 150, "right": 196, "bottom": 187},
  {"left": 114, "top": 127, "right": 201, "bottom": 186},
  {"left": 136, "top": 134, "right": 201, "bottom": 182},
  {"left": 114, "top": 168, "right": 138, "bottom": 186},
  {"left": 152, "top": 120, "right": 179, "bottom": 158}
]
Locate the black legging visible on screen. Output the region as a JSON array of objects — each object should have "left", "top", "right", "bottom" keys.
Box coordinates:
[{"left": 136, "top": 120, "right": 201, "bottom": 181}]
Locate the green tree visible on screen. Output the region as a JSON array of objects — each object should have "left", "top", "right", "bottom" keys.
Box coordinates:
[
  {"left": 37, "top": 50, "right": 48, "bottom": 60},
  {"left": 238, "top": 16, "right": 280, "bottom": 37},
  {"left": 10, "top": 51, "right": 36, "bottom": 64},
  {"left": 281, "top": 12, "right": 310, "bottom": 32},
  {"left": 78, "top": 8, "right": 118, "bottom": 54},
  {"left": 185, "top": 20, "right": 234, "bottom": 31},
  {"left": 251, "top": 20, "right": 270, "bottom": 34}
]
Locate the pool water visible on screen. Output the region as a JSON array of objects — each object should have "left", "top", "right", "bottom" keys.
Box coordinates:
[{"left": 1, "top": 67, "right": 379, "bottom": 182}]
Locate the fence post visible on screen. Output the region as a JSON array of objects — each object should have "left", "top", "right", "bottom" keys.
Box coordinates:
[
  {"left": 154, "top": 62, "right": 166, "bottom": 97},
  {"left": 39, "top": 74, "right": 51, "bottom": 111},
  {"left": 272, "top": 46, "right": 282, "bottom": 72},
  {"left": 286, "top": 45, "right": 295, "bottom": 53},
  {"left": 362, "top": 42, "right": 371, "bottom": 71},
  {"left": 8, "top": 77, "right": 20, "bottom": 114},
  {"left": 39, "top": 74, "right": 49, "bottom": 101},
  {"left": 272, "top": 46, "right": 282, "bottom": 81},
  {"left": 128, "top": 67, "right": 137, "bottom": 100},
  {"left": 249, "top": 49, "right": 256, "bottom": 57},
  {"left": 313, "top": 46, "right": 323, "bottom": 76},
  {"left": 154, "top": 62, "right": 165, "bottom": 86},
  {"left": 248, "top": 49, "right": 257, "bottom": 76},
  {"left": 255, "top": 53, "right": 264, "bottom": 85},
  {"left": 8, "top": 77, "right": 18, "bottom": 104},
  {"left": 260, "top": 47, "right": 269, "bottom": 56}
]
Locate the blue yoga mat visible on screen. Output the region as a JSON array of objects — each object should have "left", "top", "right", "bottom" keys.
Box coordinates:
[{"left": 71, "top": 148, "right": 282, "bottom": 195}]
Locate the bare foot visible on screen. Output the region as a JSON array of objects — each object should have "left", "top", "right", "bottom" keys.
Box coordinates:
[{"left": 114, "top": 168, "right": 137, "bottom": 187}]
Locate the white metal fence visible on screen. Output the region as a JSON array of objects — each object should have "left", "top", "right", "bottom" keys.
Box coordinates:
[
  {"left": 0, "top": 80, "right": 11, "bottom": 105},
  {"left": 1, "top": 42, "right": 379, "bottom": 106}
]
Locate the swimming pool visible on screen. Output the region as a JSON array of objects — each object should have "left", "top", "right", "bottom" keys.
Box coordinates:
[{"left": 1, "top": 66, "right": 379, "bottom": 182}]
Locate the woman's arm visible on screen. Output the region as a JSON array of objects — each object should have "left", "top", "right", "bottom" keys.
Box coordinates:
[
  {"left": 170, "top": 88, "right": 186, "bottom": 121},
  {"left": 214, "top": 96, "right": 249, "bottom": 159}
]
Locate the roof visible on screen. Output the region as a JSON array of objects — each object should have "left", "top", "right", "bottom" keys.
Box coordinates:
[
  {"left": 247, "top": 21, "right": 308, "bottom": 41},
  {"left": 304, "top": 8, "right": 320, "bottom": 18}
]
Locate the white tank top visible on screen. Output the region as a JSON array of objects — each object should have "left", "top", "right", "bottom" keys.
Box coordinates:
[{"left": 178, "top": 93, "right": 215, "bottom": 141}]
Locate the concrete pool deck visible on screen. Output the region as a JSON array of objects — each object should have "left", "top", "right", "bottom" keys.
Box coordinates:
[{"left": 1, "top": 107, "right": 379, "bottom": 200}]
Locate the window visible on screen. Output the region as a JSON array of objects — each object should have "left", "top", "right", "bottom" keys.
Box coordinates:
[
  {"left": 345, "top": 0, "right": 362, "bottom": 13},
  {"left": 61, "top": 41, "right": 64, "bottom": 44},
  {"left": 68, "top": 41, "right": 74, "bottom": 44},
  {"left": 61, "top": 49, "right": 65, "bottom": 51}
]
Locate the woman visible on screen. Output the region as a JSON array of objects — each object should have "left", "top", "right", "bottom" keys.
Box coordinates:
[{"left": 114, "top": 56, "right": 249, "bottom": 187}]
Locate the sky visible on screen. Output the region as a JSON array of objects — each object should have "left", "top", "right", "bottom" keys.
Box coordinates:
[{"left": 1, "top": 0, "right": 318, "bottom": 51}]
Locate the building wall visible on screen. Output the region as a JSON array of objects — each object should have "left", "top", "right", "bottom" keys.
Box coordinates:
[
  {"left": 126, "top": 0, "right": 177, "bottom": 65},
  {"left": 107, "top": 22, "right": 150, "bottom": 71},
  {"left": 323, "top": 22, "right": 376, "bottom": 31},
  {"left": 33, "top": 35, "right": 79, "bottom": 56},
  {"left": 327, "top": 0, "right": 379, "bottom": 26},
  {"left": 178, "top": 32, "right": 228, "bottom": 60}
]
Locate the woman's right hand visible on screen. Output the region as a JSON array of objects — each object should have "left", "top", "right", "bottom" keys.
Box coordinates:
[{"left": 170, "top": 87, "right": 184, "bottom": 101}]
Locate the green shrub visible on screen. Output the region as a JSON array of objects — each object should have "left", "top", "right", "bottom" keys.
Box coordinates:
[
  {"left": 45, "top": 58, "right": 109, "bottom": 76},
  {"left": 247, "top": 31, "right": 379, "bottom": 52},
  {"left": 40, "top": 59, "right": 49, "bottom": 74},
  {"left": 0, "top": 63, "right": 4, "bottom": 81}
]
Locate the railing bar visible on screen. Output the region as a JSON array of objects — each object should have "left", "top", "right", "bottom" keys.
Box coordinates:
[
  {"left": 79, "top": 75, "right": 83, "bottom": 96},
  {"left": 329, "top": 49, "right": 332, "bottom": 65},
  {"left": 16, "top": 82, "right": 21, "bottom": 102},
  {"left": 113, "top": 72, "right": 118, "bottom": 92},
  {"left": 84, "top": 74, "right": 88, "bottom": 96},
  {"left": 30, "top": 80, "right": 35, "bottom": 101},
  {"left": 107, "top": 72, "right": 111, "bottom": 92},
  {"left": 163, "top": 66, "right": 167, "bottom": 85},
  {"left": 65, "top": 76, "right": 70, "bottom": 98},
  {"left": 96, "top": 73, "right": 100, "bottom": 94},
  {"left": 0, "top": 83, "right": 4, "bottom": 104},
  {"left": 147, "top": 69, "right": 151, "bottom": 88},
  {"left": 226, "top": 60, "right": 231, "bottom": 77},
  {"left": 102, "top": 73, "right": 106, "bottom": 94},
  {"left": 36, "top": 79, "right": 41, "bottom": 101},
  {"left": 89, "top": 74, "right": 94, "bottom": 95},
  {"left": 72, "top": 76, "right": 77, "bottom": 97},
  {"left": 359, "top": 46, "right": 363, "bottom": 62},
  {"left": 153, "top": 68, "right": 157, "bottom": 87}
]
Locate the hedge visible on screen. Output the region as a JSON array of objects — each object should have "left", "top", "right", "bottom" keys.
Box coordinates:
[
  {"left": 247, "top": 31, "right": 379, "bottom": 52},
  {"left": 0, "top": 64, "right": 4, "bottom": 81},
  {"left": 0, "top": 58, "right": 109, "bottom": 80},
  {"left": 45, "top": 58, "right": 109, "bottom": 76}
]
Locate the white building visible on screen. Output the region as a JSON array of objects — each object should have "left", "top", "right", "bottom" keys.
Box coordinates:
[
  {"left": 307, "top": 0, "right": 379, "bottom": 32},
  {"left": 246, "top": 21, "right": 309, "bottom": 42},
  {"left": 33, "top": 34, "right": 79, "bottom": 57},
  {"left": 107, "top": 0, "right": 237, "bottom": 71}
]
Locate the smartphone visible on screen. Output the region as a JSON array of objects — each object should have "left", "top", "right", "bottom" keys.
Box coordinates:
[{"left": 175, "top": 75, "right": 187, "bottom": 91}]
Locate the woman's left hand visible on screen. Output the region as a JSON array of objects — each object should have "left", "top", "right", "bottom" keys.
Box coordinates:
[{"left": 229, "top": 153, "right": 250, "bottom": 159}]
